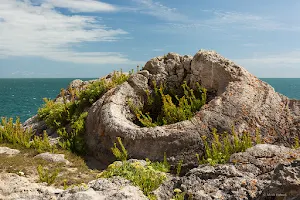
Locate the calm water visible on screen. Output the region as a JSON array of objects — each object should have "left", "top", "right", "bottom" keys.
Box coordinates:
[
  {"left": 0, "top": 78, "right": 299, "bottom": 122},
  {"left": 0, "top": 78, "right": 94, "bottom": 122}
]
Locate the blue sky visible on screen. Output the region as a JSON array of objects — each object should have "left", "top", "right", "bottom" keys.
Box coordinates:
[{"left": 0, "top": 0, "right": 300, "bottom": 78}]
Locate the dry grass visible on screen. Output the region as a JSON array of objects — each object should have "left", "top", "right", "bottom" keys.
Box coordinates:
[{"left": 0, "top": 143, "right": 99, "bottom": 188}]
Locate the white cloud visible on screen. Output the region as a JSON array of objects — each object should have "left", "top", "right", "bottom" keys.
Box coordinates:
[
  {"left": 42, "top": 0, "right": 118, "bottom": 13},
  {"left": 147, "top": 9, "right": 300, "bottom": 32},
  {"left": 152, "top": 48, "right": 164, "bottom": 52},
  {"left": 205, "top": 11, "right": 300, "bottom": 31},
  {"left": 0, "top": 0, "right": 140, "bottom": 65},
  {"left": 132, "top": 0, "right": 188, "bottom": 22},
  {"left": 234, "top": 51, "right": 300, "bottom": 66}
]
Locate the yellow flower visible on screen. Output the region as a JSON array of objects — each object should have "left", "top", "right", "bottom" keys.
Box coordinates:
[{"left": 174, "top": 188, "right": 182, "bottom": 193}]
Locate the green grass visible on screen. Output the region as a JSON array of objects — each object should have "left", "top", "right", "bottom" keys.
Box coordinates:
[
  {"left": 129, "top": 81, "right": 207, "bottom": 127},
  {"left": 0, "top": 145, "right": 99, "bottom": 188},
  {"left": 37, "top": 71, "right": 130, "bottom": 154}
]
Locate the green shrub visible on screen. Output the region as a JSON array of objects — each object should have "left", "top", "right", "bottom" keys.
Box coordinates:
[
  {"left": 0, "top": 117, "right": 32, "bottom": 148},
  {"left": 37, "top": 71, "right": 130, "bottom": 154},
  {"left": 111, "top": 137, "right": 128, "bottom": 161},
  {"left": 38, "top": 99, "right": 70, "bottom": 130},
  {"left": 0, "top": 117, "right": 54, "bottom": 152},
  {"left": 31, "top": 131, "right": 56, "bottom": 153},
  {"left": 98, "top": 137, "right": 169, "bottom": 198},
  {"left": 197, "top": 127, "right": 257, "bottom": 166},
  {"left": 129, "top": 81, "right": 207, "bottom": 127},
  {"left": 37, "top": 165, "right": 59, "bottom": 185},
  {"left": 99, "top": 161, "right": 167, "bottom": 198},
  {"left": 171, "top": 188, "right": 186, "bottom": 200}
]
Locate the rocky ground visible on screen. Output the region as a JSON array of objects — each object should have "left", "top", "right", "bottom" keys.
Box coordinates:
[{"left": 1, "top": 144, "right": 300, "bottom": 200}]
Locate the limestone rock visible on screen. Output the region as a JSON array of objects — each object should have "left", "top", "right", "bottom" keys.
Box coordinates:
[
  {"left": 0, "top": 173, "right": 61, "bottom": 200},
  {"left": 23, "top": 114, "right": 49, "bottom": 135},
  {"left": 0, "top": 147, "right": 20, "bottom": 155},
  {"left": 58, "top": 177, "right": 148, "bottom": 200},
  {"left": 258, "top": 160, "right": 300, "bottom": 200},
  {"left": 85, "top": 50, "right": 300, "bottom": 167},
  {"left": 154, "top": 144, "right": 300, "bottom": 200},
  {"left": 35, "top": 152, "right": 70, "bottom": 165},
  {"left": 0, "top": 174, "right": 147, "bottom": 200}
]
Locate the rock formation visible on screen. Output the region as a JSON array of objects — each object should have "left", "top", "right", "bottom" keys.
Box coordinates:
[
  {"left": 1, "top": 144, "right": 299, "bottom": 200},
  {"left": 153, "top": 144, "right": 300, "bottom": 200},
  {"left": 85, "top": 50, "right": 300, "bottom": 167}
]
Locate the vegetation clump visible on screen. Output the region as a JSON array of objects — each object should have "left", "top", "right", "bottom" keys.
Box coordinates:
[
  {"left": 98, "top": 137, "right": 170, "bottom": 199},
  {"left": 37, "top": 164, "right": 59, "bottom": 185},
  {"left": 0, "top": 117, "right": 54, "bottom": 153},
  {"left": 293, "top": 136, "right": 299, "bottom": 149},
  {"left": 129, "top": 81, "right": 207, "bottom": 127},
  {"left": 37, "top": 71, "right": 130, "bottom": 154},
  {"left": 197, "top": 127, "right": 261, "bottom": 166}
]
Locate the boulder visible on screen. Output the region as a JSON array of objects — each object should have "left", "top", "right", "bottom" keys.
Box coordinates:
[
  {"left": 153, "top": 144, "right": 300, "bottom": 200},
  {"left": 34, "top": 152, "right": 70, "bottom": 165},
  {"left": 0, "top": 173, "right": 62, "bottom": 200},
  {"left": 23, "top": 114, "right": 49, "bottom": 135},
  {"left": 0, "top": 147, "right": 20, "bottom": 155},
  {"left": 85, "top": 50, "right": 300, "bottom": 167}
]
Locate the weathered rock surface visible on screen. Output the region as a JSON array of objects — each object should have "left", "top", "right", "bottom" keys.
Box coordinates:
[
  {"left": 0, "top": 173, "right": 147, "bottom": 200},
  {"left": 0, "top": 147, "right": 20, "bottom": 155},
  {"left": 85, "top": 50, "right": 300, "bottom": 167},
  {"left": 258, "top": 160, "right": 300, "bottom": 200},
  {"left": 0, "top": 173, "right": 61, "bottom": 200},
  {"left": 154, "top": 144, "right": 300, "bottom": 200},
  {"left": 23, "top": 114, "right": 49, "bottom": 135},
  {"left": 34, "top": 152, "right": 70, "bottom": 165},
  {"left": 59, "top": 177, "right": 148, "bottom": 200}
]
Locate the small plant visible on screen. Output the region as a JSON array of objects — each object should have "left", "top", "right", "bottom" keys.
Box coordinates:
[
  {"left": 293, "top": 136, "right": 300, "bottom": 149},
  {"left": 98, "top": 161, "right": 167, "bottom": 198},
  {"left": 171, "top": 188, "right": 186, "bottom": 200},
  {"left": 31, "top": 131, "right": 56, "bottom": 153},
  {"left": 98, "top": 137, "right": 169, "bottom": 198},
  {"left": 197, "top": 127, "right": 259, "bottom": 166},
  {"left": 0, "top": 117, "right": 32, "bottom": 148},
  {"left": 255, "top": 128, "right": 262, "bottom": 144},
  {"left": 111, "top": 137, "right": 128, "bottom": 161},
  {"left": 176, "top": 160, "right": 183, "bottom": 176},
  {"left": 37, "top": 165, "right": 59, "bottom": 185},
  {"left": 0, "top": 117, "right": 54, "bottom": 152}
]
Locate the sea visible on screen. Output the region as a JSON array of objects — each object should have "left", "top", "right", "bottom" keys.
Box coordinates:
[{"left": 0, "top": 78, "right": 299, "bottom": 122}]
